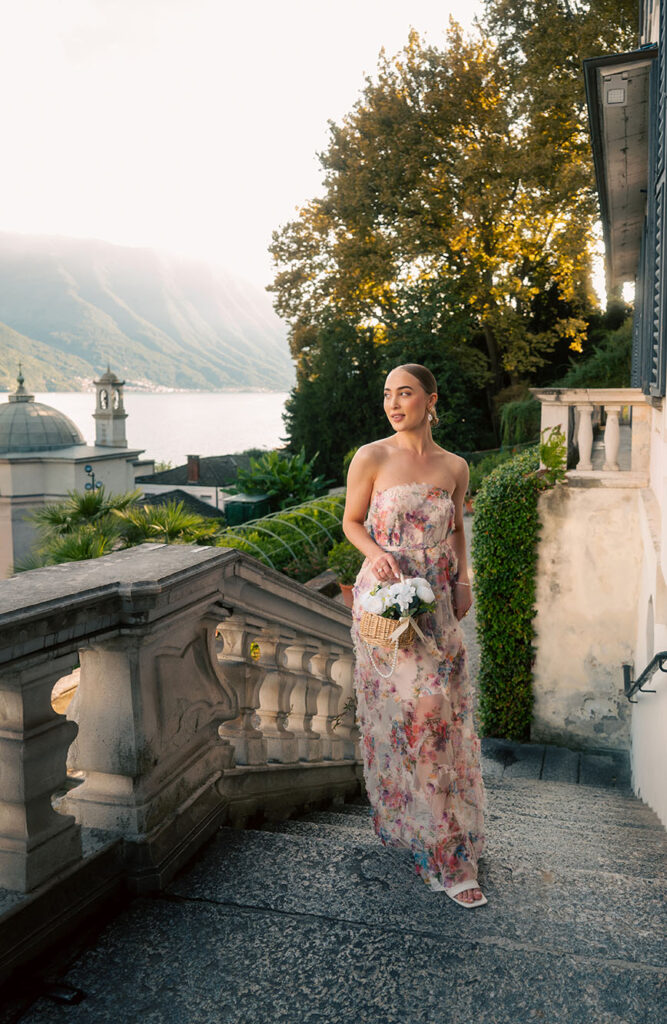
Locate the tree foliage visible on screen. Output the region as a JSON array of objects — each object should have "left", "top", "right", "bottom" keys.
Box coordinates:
[{"left": 270, "top": 6, "right": 637, "bottom": 464}]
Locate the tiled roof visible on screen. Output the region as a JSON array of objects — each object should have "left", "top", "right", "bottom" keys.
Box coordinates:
[
  {"left": 136, "top": 453, "right": 253, "bottom": 486},
  {"left": 139, "top": 489, "right": 226, "bottom": 519}
]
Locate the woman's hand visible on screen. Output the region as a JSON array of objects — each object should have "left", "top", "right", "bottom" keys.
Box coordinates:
[
  {"left": 452, "top": 579, "right": 473, "bottom": 620},
  {"left": 371, "top": 551, "right": 401, "bottom": 582}
]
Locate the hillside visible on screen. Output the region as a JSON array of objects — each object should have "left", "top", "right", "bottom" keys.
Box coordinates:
[{"left": 0, "top": 233, "right": 294, "bottom": 391}]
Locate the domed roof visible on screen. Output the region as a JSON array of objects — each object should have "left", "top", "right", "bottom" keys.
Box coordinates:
[{"left": 0, "top": 369, "right": 85, "bottom": 453}]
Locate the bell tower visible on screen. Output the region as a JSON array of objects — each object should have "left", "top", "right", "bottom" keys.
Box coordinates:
[{"left": 93, "top": 366, "right": 128, "bottom": 448}]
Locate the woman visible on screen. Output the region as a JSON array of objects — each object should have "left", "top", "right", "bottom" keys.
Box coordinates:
[{"left": 342, "top": 363, "right": 487, "bottom": 908}]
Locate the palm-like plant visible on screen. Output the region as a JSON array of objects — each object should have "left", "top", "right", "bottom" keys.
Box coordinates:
[
  {"left": 16, "top": 489, "right": 221, "bottom": 572},
  {"left": 32, "top": 486, "right": 140, "bottom": 535},
  {"left": 113, "top": 501, "right": 220, "bottom": 546},
  {"left": 40, "top": 524, "right": 120, "bottom": 564}
]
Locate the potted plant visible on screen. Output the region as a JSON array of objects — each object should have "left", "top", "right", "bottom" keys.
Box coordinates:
[{"left": 327, "top": 539, "right": 364, "bottom": 608}]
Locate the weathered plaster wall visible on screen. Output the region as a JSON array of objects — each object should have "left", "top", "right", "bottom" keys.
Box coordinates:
[
  {"left": 632, "top": 457, "right": 667, "bottom": 828},
  {"left": 532, "top": 484, "right": 642, "bottom": 751}
]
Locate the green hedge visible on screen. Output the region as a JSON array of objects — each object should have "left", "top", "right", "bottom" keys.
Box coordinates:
[
  {"left": 216, "top": 494, "right": 345, "bottom": 582},
  {"left": 471, "top": 446, "right": 542, "bottom": 740}
]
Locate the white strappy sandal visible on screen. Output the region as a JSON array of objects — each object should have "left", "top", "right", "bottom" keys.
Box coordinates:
[{"left": 427, "top": 875, "right": 488, "bottom": 907}]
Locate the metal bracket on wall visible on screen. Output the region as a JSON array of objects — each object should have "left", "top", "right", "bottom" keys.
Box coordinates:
[{"left": 622, "top": 654, "right": 667, "bottom": 702}]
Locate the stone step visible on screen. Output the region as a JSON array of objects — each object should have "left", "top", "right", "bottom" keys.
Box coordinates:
[
  {"left": 308, "top": 785, "right": 665, "bottom": 835},
  {"left": 165, "top": 823, "right": 667, "bottom": 972},
  {"left": 264, "top": 806, "right": 667, "bottom": 880},
  {"left": 485, "top": 780, "right": 664, "bottom": 829},
  {"left": 18, "top": 894, "right": 665, "bottom": 1024},
  {"left": 480, "top": 738, "right": 632, "bottom": 790}
]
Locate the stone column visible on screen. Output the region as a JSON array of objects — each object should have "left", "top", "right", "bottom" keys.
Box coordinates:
[
  {"left": 284, "top": 640, "right": 322, "bottom": 761},
  {"left": 603, "top": 404, "right": 622, "bottom": 471},
  {"left": 255, "top": 633, "right": 299, "bottom": 764},
  {"left": 329, "top": 654, "right": 359, "bottom": 760},
  {"left": 0, "top": 651, "right": 81, "bottom": 892},
  {"left": 217, "top": 617, "right": 268, "bottom": 765},
  {"left": 309, "top": 647, "right": 344, "bottom": 760},
  {"left": 576, "top": 403, "right": 594, "bottom": 470}
]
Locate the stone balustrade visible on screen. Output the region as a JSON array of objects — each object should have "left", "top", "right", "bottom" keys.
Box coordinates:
[
  {"left": 0, "top": 545, "right": 359, "bottom": 899},
  {"left": 530, "top": 387, "right": 652, "bottom": 482}
]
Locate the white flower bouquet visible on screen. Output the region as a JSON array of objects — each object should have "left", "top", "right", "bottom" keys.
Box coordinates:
[{"left": 359, "top": 575, "right": 436, "bottom": 678}]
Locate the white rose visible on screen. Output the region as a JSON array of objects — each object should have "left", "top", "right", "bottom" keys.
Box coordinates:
[
  {"left": 362, "top": 592, "right": 385, "bottom": 615},
  {"left": 386, "top": 581, "right": 415, "bottom": 613},
  {"left": 414, "top": 579, "right": 434, "bottom": 603}
]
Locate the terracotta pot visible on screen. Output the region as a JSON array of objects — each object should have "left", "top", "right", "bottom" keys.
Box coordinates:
[
  {"left": 464, "top": 497, "right": 475, "bottom": 514},
  {"left": 339, "top": 582, "right": 355, "bottom": 608}
]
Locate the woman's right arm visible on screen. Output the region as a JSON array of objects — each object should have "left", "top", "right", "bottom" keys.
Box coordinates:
[{"left": 342, "top": 447, "right": 400, "bottom": 580}]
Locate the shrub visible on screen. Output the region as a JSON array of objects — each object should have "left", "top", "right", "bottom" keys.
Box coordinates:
[
  {"left": 230, "top": 447, "right": 331, "bottom": 511},
  {"left": 327, "top": 538, "right": 365, "bottom": 584},
  {"left": 471, "top": 430, "right": 565, "bottom": 740},
  {"left": 467, "top": 449, "right": 515, "bottom": 495}
]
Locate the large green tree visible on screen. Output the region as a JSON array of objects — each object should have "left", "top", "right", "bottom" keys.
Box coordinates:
[{"left": 270, "top": 7, "right": 637, "bottom": 458}]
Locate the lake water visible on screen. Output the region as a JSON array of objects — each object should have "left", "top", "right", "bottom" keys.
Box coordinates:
[{"left": 0, "top": 391, "right": 290, "bottom": 465}]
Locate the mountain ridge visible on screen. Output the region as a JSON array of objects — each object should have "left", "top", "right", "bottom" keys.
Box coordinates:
[{"left": 0, "top": 233, "right": 294, "bottom": 391}]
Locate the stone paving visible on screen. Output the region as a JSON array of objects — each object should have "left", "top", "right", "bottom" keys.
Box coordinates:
[{"left": 4, "top": 736, "right": 666, "bottom": 1024}]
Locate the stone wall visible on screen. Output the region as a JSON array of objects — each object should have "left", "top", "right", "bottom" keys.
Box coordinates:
[
  {"left": 532, "top": 484, "right": 643, "bottom": 751},
  {"left": 631, "top": 478, "right": 667, "bottom": 827}
]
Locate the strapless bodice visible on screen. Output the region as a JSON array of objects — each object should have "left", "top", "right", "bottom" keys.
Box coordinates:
[{"left": 365, "top": 482, "right": 455, "bottom": 551}]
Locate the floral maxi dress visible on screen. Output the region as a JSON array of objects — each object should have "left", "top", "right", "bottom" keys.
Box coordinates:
[{"left": 350, "top": 482, "right": 486, "bottom": 890}]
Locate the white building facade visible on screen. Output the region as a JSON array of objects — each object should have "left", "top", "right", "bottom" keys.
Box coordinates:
[
  {"left": 0, "top": 369, "right": 151, "bottom": 577},
  {"left": 529, "top": 1, "right": 667, "bottom": 828}
]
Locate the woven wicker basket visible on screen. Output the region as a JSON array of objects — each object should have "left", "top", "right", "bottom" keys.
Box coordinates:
[{"left": 360, "top": 610, "right": 416, "bottom": 649}]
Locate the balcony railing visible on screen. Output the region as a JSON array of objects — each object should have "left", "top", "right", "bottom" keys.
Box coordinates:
[
  {"left": 530, "top": 387, "right": 652, "bottom": 482},
  {"left": 0, "top": 544, "right": 359, "bottom": 898}
]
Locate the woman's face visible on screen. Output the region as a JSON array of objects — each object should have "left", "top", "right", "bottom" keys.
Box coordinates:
[{"left": 383, "top": 370, "right": 435, "bottom": 432}]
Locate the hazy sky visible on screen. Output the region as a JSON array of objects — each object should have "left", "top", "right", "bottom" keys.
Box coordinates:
[{"left": 1, "top": 0, "right": 482, "bottom": 290}]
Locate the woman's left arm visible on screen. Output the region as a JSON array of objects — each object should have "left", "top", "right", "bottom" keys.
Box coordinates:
[{"left": 448, "top": 457, "right": 472, "bottom": 620}]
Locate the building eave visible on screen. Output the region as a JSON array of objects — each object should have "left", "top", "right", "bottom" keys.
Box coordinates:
[
  {"left": 584, "top": 46, "right": 657, "bottom": 289},
  {"left": 0, "top": 446, "right": 145, "bottom": 463}
]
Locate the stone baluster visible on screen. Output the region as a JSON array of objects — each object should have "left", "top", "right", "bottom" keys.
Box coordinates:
[
  {"left": 576, "top": 403, "right": 594, "bottom": 470},
  {"left": 0, "top": 651, "right": 82, "bottom": 892},
  {"left": 329, "top": 654, "right": 359, "bottom": 760},
  {"left": 309, "top": 647, "right": 344, "bottom": 760},
  {"left": 603, "top": 404, "right": 622, "bottom": 470},
  {"left": 283, "top": 640, "right": 322, "bottom": 761},
  {"left": 255, "top": 633, "right": 299, "bottom": 763},
  {"left": 217, "top": 616, "right": 268, "bottom": 766}
]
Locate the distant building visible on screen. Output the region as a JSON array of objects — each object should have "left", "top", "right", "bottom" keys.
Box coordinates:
[
  {"left": 136, "top": 453, "right": 254, "bottom": 511},
  {"left": 140, "top": 488, "right": 226, "bottom": 520},
  {"left": 0, "top": 368, "right": 152, "bottom": 577}
]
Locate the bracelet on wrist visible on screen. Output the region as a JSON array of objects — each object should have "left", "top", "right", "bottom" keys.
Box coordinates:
[{"left": 454, "top": 580, "right": 471, "bottom": 587}]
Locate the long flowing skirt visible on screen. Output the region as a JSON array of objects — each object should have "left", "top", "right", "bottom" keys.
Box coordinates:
[{"left": 351, "top": 543, "right": 486, "bottom": 889}]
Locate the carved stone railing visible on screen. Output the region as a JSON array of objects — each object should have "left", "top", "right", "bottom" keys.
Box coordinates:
[
  {"left": 530, "top": 387, "right": 652, "bottom": 483},
  {"left": 0, "top": 545, "right": 359, "bottom": 900}
]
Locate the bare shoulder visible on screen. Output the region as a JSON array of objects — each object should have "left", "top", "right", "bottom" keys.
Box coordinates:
[
  {"left": 349, "top": 439, "right": 393, "bottom": 471},
  {"left": 435, "top": 447, "right": 469, "bottom": 493}
]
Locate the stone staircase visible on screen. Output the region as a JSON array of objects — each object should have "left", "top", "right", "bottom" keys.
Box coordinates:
[{"left": 8, "top": 740, "right": 666, "bottom": 1024}]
